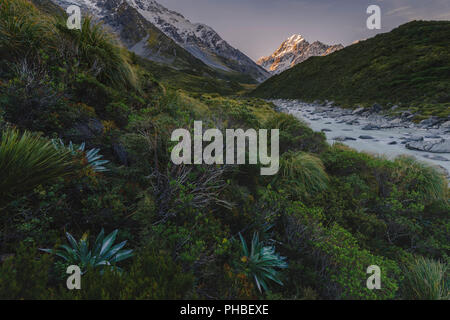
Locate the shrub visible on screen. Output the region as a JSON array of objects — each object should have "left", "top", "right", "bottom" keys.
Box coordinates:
[
  {"left": 284, "top": 204, "right": 402, "bottom": 300},
  {"left": 0, "top": 60, "right": 69, "bottom": 132},
  {"left": 61, "top": 247, "right": 194, "bottom": 299},
  {"left": 0, "top": 243, "right": 53, "bottom": 300},
  {"left": 263, "top": 113, "right": 326, "bottom": 154},
  {"left": 403, "top": 256, "right": 449, "bottom": 300}
]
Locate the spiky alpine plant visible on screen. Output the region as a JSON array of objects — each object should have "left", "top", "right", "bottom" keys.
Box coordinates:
[
  {"left": 41, "top": 229, "right": 133, "bottom": 273},
  {"left": 0, "top": 128, "right": 75, "bottom": 201},
  {"left": 52, "top": 139, "right": 109, "bottom": 172},
  {"left": 239, "top": 232, "right": 288, "bottom": 293}
]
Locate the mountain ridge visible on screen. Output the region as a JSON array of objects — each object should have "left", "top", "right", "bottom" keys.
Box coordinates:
[
  {"left": 127, "top": 0, "right": 269, "bottom": 82},
  {"left": 51, "top": 0, "right": 269, "bottom": 82},
  {"left": 257, "top": 34, "right": 343, "bottom": 75}
]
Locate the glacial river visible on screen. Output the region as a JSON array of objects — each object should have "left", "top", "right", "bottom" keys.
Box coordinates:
[{"left": 273, "top": 100, "right": 450, "bottom": 178}]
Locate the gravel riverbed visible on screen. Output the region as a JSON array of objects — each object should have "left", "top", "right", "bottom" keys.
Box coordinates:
[{"left": 272, "top": 99, "right": 450, "bottom": 179}]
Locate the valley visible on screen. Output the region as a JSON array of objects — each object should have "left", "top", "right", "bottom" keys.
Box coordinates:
[
  {"left": 273, "top": 100, "right": 450, "bottom": 178},
  {"left": 0, "top": 0, "right": 448, "bottom": 301}
]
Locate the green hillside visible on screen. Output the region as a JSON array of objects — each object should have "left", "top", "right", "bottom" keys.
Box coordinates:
[{"left": 252, "top": 21, "right": 450, "bottom": 117}]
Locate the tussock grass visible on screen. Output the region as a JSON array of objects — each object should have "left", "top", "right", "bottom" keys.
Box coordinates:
[
  {"left": 393, "top": 155, "right": 448, "bottom": 204},
  {"left": 0, "top": 0, "right": 53, "bottom": 59},
  {"left": 403, "top": 256, "right": 449, "bottom": 300},
  {"left": 56, "top": 16, "right": 138, "bottom": 90},
  {"left": 0, "top": 128, "right": 75, "bottom": 199},
  {"left": 280, "top": 151, "right": 329, "bottom": 195},
  {"left": 0, "top": 0, "right": 137, "bottom": 90}
]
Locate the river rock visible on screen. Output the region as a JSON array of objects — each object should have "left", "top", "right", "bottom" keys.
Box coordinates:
[
  {"left": 362, "top": 124, "right": 380, "bottom": 130},
  {"left": 352, "top": 107, "right": 365, "bottom": 115},
  {"left": 406, "top": 139, "right": 450, "bottom": 153},
  {"left": 388, "top": 141, "right": 398, "bottom": 145},
  {"left": 359, "top": 135, "right": 374, "bottom": 140},
  {"left": 321, "top": 129, "right": 332, "bottom": 132},
  {"left": 419, "top": 117, "right": 441, "bottom": 128},
  {"left": 404, "top": 136, "right": 424, "bottom": 142},
  {"left": 389, "top": 118, "right": 403, "bottom": 126},
  {"left": 440, "top": 121, "right": 450, "bottom": 129}
]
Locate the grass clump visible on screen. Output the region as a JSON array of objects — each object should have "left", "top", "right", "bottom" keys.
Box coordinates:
[
  {"left": 403, "top": 256, "right": 448, "bottom": 300},
  {"left": 0, "top": 128, "right": 74, "bottom": 200}
]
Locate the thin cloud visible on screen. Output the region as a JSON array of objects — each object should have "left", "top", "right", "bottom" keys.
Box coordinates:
[{"left": 386, "top": 6, "right": 412, "bottom": 16}]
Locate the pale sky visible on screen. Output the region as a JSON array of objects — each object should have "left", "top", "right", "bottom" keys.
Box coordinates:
[{"left": 156, "top": 0, "right": 450, "bottom": 60}]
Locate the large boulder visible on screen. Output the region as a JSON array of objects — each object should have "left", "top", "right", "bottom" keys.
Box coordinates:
[
  {"left": 406, "top": 139, "right": 450, "bottom": 153},
  {"left": 419, "top": 116, "right": 441, "bottom": 128}
]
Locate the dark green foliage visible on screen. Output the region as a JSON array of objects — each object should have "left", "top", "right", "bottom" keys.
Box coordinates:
[
  {"left": 263, "top": 113, "right": 327, "bottom": 154},
  {"left": 252, "top": 21, "right": 450, "bottom": 117},
  {"left": 68, "top": 247, "right": 194, "bottom": 299},
  {"left": 283, "top": 202, "right": 402, "bottom": 300},
  {"left": 0, "top": 244, "right": 53, "bottom": 300},
  {"left": 0, "top": 244, "right": 194, "bottom": 300}
]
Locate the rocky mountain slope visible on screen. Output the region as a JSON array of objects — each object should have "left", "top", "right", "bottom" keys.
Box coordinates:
[
  {"left": 126, "top": 0, "right": 269, "bottom": 82},
  {"left": 51, "top": 0, "right": 269, "bottom": 82},
  {"left": 257, "top": 34, "right": 343, "bottom": 75},
  {"left": 51, "top": 0, "right": 208, "bottom": 71}
]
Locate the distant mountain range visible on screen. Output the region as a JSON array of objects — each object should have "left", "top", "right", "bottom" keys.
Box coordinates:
[
  {"left": 257, "top": 34, "right": 343, "bottom": 75},
  {"left": 51, "top": 0, "right": 269, "bottom": 82}
]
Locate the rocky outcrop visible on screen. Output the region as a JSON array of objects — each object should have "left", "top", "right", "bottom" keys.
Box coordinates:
[{"left": 406, "top": 139, "right": 450, "bottom": 153}]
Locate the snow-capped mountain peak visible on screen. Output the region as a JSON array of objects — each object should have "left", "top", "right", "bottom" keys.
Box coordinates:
[
  {"left": 257, "top": 34, "right": 344, "bottom": 75},
  {"left": 287, "top": 34, "right": 305, "bottom": 43}
]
